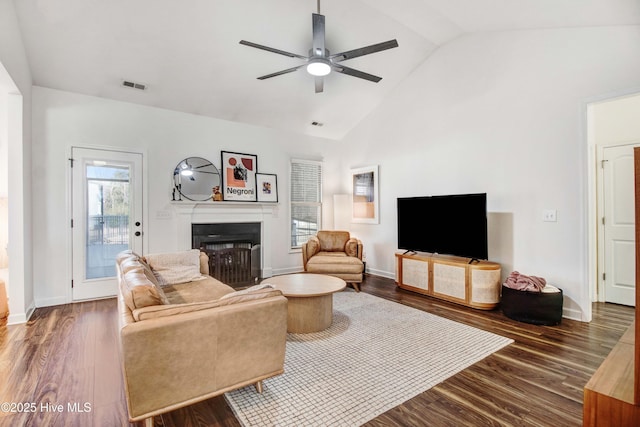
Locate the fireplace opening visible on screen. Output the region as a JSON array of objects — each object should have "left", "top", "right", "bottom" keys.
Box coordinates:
[{"left": 192, "top": 223, "right": 261, "bottom": 288}]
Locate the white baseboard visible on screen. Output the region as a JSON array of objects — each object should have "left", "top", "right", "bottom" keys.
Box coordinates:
[
  {"left": 366, "top": 267, "right": 395, "bottom": 280},
  {"left": 562, "top": 307, "right": 583, "bottom": 322},
  {"left": 7, "top": 300, "right": 35, "bottom": 325},
  {"left": 270, "top": 266, "right": 304, "bottom": 277},
  {"left": 35, "top": 296, "right": 69, "bottom": 308}
]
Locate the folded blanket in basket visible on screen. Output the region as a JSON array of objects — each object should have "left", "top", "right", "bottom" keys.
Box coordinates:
[{"left": 504, "top": 271, "right": 546, "bottom": 292}]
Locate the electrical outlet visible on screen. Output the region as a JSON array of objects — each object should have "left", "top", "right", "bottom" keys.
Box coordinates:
[{"left": 543, "top": 209, "right": 557, "bottom": 222}]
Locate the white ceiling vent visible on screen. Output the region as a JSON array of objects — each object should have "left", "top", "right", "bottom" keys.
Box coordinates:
[{"left": 121, "top": 80, "right": 147, "bottom": 91}]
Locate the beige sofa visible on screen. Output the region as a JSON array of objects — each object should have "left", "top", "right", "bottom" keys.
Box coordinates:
[
  {"left": 116, "top": 249, "right": 287, "bottom": 425},
  {"left": 301, "top": 230, "right": 364, "bottom": 291}
]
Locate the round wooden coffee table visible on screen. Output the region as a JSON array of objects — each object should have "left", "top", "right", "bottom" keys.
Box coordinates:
[{"left": 267, "top": 273, "right": 346, "bottom": 333}]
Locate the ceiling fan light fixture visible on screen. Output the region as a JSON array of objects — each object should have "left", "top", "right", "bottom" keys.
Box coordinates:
[{"left": 307, "top": 59, "right": 331, "bottom": 76}]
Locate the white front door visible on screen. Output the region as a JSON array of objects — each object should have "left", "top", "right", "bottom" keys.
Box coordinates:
[
  {"left": 71, "top": 147, "right": 143, "bottom": 300},
  {"left": 602, "top": 144, "right": 637, "bottom": 306}
]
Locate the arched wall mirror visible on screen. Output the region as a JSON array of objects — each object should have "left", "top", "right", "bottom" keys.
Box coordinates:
[{"left": 173, "top": 157, "right": 221, "bottom": 201}]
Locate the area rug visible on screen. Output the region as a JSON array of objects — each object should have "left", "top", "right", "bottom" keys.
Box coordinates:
[{"left": 225, "top": 291, "right": 513, "bottom": 427}]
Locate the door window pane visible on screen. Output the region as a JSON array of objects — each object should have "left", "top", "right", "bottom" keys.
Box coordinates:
[{"left": 85, "top": 164, "right": 131, "bottom": 279}]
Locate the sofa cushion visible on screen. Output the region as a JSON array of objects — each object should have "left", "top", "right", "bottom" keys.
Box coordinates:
[
  {"left": 119, "top": 257, "right": 161, "bottom": 287},
  {"left": 306, "top": 253, "right": 364, "bottom": 274},
  {"left": 163, "top": 276, "right": 235, "bottom": 304},
  {"left": 121, "top": 268, "right": 169, "bottom": 311},
  {"left": 317, "top": 230, "right": 350, "bottom": 252},
  {"left": 218, "top": 283, "right": 282, "bottom": 305},
  {"left": 132, "top": 284, "right": 283, "bottom": 321},
  {"left": 143, "top": 249, "right": 204, "bottom": 286},
  {"left": 132, "top": 300, "right": 224, "bottom": 321},
  {"left": 116, "top": 250, "right": 141, "bottom": 264}
]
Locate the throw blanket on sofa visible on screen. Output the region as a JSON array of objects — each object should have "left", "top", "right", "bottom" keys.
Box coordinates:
[
  {"left": 144, "top": 249, "right": 205, "bottom": 286},
  {"left": 504, "top": 271, "right": 546, "bottom": 292}
]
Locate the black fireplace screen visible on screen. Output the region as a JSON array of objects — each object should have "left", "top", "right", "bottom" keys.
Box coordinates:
[{"left": 192, "top": 223, "right": 261, "bottom": 288}]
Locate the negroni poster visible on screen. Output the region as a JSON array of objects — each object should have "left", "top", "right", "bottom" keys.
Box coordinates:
[{"left": 221, "top": 151, "right": 257, "bottom": 201}]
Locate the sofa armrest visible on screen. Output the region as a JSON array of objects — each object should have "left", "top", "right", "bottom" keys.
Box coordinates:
[
  {"left": 119, "top": 295, "right": 287, "bottom": 421},
  {"left": 345, "top": 238, "right": 363, "bottom": 260}
]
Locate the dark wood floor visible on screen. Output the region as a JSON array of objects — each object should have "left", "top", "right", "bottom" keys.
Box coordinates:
[{"left": 0, "top": 274, "right": 634, "bottom": 427}]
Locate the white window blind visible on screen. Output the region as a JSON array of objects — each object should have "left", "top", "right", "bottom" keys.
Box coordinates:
[{"left": 290, "top": 159, "right": 322, "bottom": 248}]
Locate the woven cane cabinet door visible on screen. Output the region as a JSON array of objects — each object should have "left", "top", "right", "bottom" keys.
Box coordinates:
[{"left": 395, "top": 252, "right": 501, "bottom": 310}]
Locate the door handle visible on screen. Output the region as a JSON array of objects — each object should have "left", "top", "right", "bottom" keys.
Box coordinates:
[
  {"left": 135, "top": 231, "right": 142, "bottom": 237},
  {"left": 135, "top": 221, "right": 141, "bottom": 227}
]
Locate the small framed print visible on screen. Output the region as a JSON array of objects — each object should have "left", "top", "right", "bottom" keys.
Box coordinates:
[
  {"left": 256, "top": 173, "right": 278, "bottom": 203},
  {"left": 221, "top": 151, "right": 258, "bottom": 201}
]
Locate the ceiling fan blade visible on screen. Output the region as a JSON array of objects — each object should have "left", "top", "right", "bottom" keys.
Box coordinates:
[
  {"left": 315, "top": 76, "right": 324, "bottom": 93},
  {"left": 257, "top": 64, "right": 306, "bottom": 80},
  {"left": 330, "top": 39, "right": 399, "bottom": 62},
  {"left": 334, "top": 64, "right": 382, "bottom": 83},
  {"left": 239, "top": 40, "right": 307, "bottom": 60},
  {"left": 312, "top": 13, "right": 326, "bottom": 56}
]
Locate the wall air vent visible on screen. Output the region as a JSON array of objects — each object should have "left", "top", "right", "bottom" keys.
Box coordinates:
[{"left": 121, "top": 80, "right": 147, "bottom": 91}]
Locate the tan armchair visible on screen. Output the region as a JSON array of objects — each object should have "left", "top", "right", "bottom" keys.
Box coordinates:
[{"left": 301, "top": 230, "right": 364, "bottom": 291}]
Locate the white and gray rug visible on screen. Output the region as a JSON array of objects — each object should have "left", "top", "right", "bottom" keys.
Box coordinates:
[{"left": 225, "top": 291, "right": 513, "bottom": 427}]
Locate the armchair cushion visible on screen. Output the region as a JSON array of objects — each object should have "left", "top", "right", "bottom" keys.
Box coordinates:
[
  {"left": 317, "top": 230, "right": 351, "bottom": 252},
  {"left": 306, "top": 252, "right": 364, "bottom": 275}
]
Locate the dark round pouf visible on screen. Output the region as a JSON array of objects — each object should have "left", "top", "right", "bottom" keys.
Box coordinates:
[{"left": 501, "top": 285, "right": 563, "bottom": 326}]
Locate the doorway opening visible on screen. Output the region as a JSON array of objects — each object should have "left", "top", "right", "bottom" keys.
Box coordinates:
[{"left": 589, "top": 92, "right": 640, "bottom": 308}]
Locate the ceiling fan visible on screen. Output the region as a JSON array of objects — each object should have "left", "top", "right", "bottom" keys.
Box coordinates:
[{"left": 239, "top": 0, "right": 398, "bottom": 93}]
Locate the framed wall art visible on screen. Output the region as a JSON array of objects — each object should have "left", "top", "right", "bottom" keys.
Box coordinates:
[
  {"left": 351, "top": 165, "right": 379, "bottom": 224},
  {"left": 256, "top": 173, "right": 278, "bottom": 203},
  {"left": 221, "top": 151, "right": 258, "bottom": 201}
]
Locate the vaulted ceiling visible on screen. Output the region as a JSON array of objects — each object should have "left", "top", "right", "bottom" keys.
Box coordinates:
[{"left": 13, "top": 0, "right": 640, "bottom": 140}]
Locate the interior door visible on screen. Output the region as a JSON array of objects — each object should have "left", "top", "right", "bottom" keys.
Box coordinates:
[
  {"left": 602, "top": 144, "right": 637, "bottom": 306},
  {"left": 71, "top": 147, "right": 143, "bottom": 300}
]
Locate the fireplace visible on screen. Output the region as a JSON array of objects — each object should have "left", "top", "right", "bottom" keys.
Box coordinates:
[
  {"left": 192, "top": 222, "right": 261, "bottom": 287},
  {"left": 172, "top": 202, "right": 275, "bottom": 281}
]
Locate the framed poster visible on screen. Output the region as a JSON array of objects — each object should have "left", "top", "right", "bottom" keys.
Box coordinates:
[
  {"left": 256, "top": 173, "right": 278, "bottom": 203},
  {"left": 351, "top": 165, "right": 379, "bottom": 224},
  {"left": 221, "top": 151, "right": 258, "bottom": 201}
]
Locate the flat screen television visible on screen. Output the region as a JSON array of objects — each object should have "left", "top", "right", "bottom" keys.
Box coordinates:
[{"left": 397, "top": 193, "right": 488, "bottom": 260}]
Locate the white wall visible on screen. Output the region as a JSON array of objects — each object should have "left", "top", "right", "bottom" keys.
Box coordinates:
[
  {"left": 0, "top": 90, "right": 8, "bottom": 270},
  {"left": 591, "top": 93, "right": 640, "bottom": 144},
  {"left": 0, "top": 90, "right": 7, "bottom": 198},
  {"left": 0, "top": 0, "right": 34, "bottom": 324},
  {"left": 325, "top": 26, "right": 640, "bottom": 321},
  {"left": 31, "top": 86, "right": 335, "bottom": 306}
]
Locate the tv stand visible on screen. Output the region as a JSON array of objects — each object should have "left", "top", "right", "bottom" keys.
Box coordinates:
[{"left": 395, "top": 252, "right": 501, "bottom": 310}]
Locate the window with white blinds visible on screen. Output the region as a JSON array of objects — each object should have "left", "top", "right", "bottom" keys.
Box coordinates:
[{"left": 290, "top": 159, "right": 322, "bottom": 249}]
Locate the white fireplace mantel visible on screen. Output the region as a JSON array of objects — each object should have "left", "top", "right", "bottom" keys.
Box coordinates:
[{"left": 172, "top": 201, "right": 278, "bottom": 278}]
